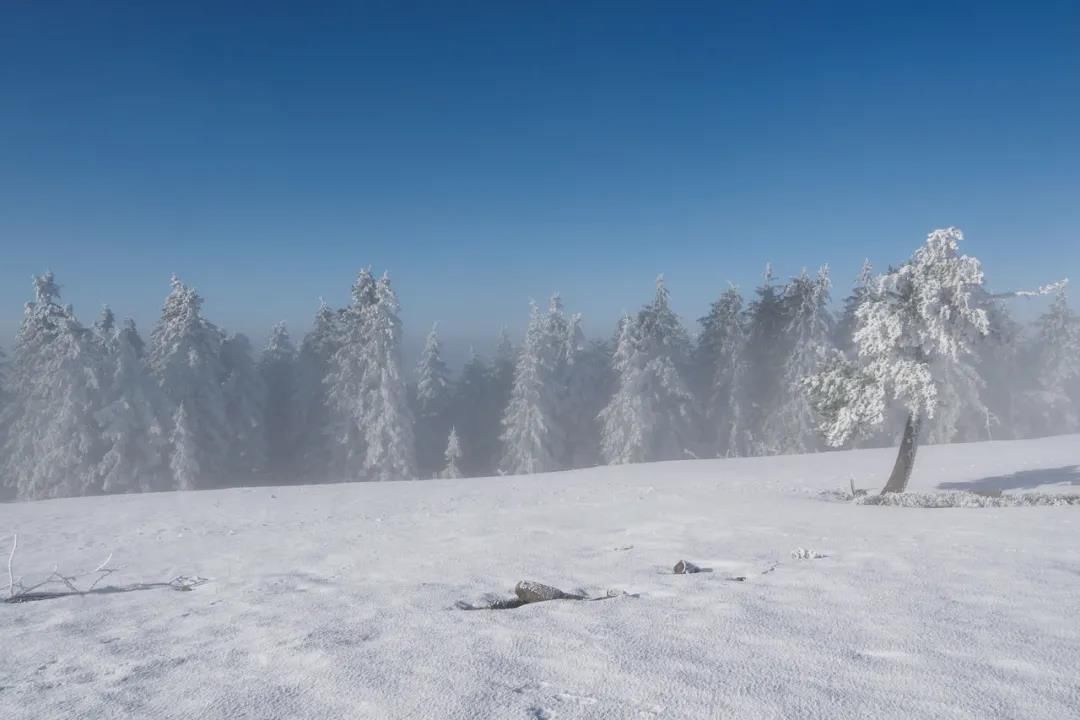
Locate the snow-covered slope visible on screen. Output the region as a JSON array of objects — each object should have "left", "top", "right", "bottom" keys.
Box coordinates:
[{"left": 2, "top": 436, "right": 1079, "bottom": 719}]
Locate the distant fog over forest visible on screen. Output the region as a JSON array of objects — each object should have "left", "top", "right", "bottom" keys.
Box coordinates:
[{"left": 1, "top": 228, "right": 1076, "bottom": 501}]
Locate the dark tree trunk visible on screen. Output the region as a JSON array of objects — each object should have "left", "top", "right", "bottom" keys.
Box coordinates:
[{"left": 881, "top": 412, "right": 922, "bottom": 494}]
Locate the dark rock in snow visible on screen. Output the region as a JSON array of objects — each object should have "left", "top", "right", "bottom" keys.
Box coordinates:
[
  {"left": 515, "top": 580, "right": 585, "bottom": 603},
  {"left": 674, "top": 560, "right": 702, "bottom": 574}
]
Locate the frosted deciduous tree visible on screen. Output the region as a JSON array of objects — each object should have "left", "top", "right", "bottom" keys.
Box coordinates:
[
  {"left": 149, "top": 276, "right": 229, "bottom": 490},
  {"left": 804, "top": 228, "right": 1050, "bottom": 493},
  {"left": 414, "top": 323, "right": 452, "bottom": 477},
  {"left": 97, "top": 319, "right": 172, "bottom": 493},
  {"left": 260, "top": 322, "right": 300, "bottom": 483}
]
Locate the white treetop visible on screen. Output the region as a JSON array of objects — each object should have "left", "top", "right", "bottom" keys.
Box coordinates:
[{"left": 806, "top": 228, "right": 990, "bottom": 447}]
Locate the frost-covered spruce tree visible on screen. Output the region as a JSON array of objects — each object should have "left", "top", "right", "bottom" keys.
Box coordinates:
[
  {"left": 764, "top": 267, "right": 834, "bottom": 454},
  {"left": 297, "top": 301, "right": 343, "bottom": 481},
  {"left": 0, "top": 347, "right": 9, "bottom": 496},
  {"left": 360, "top": 274, "right": 416, "bottom": 481},
  {"left": 694, "top": 286, "right": 745, "bottom": 457},
  {"left": 1, "top": 273, "right": 106, "bottom": 500},
  {"left": 805, "top": 228, "right": 1042, "bottom": 493},
  {"left": 94, "top": 306, "right": 118, "bottom": 350},
  {"left": 222, "top": 333, "right": 267, "bottom": 483},
  {"left": 492, "top": 328, "right": 516, "bottom": 407},
  {"left": 440, "top": 426, "right": 463, "bottom": 479},
  {"left": 259, "top": 322, "right": 300, "bottom": 483},
  {"left": 1033, "top": 286, "right": 1080, "bottom": 432},
  {"left": 326, "top": 270, "right": 380, "bottom": 478},
  {"left": 542, "top": 295, "right": 585, "bottom": 468},
  {"left": 169, "top": 402, "right": 201, "bottom": 491},
  {"left": 97, "top": 319, "right": 172, "bottom": 493},
  {"left": 599, "top": 314, "right": 649, "bottom": 464},
  {"left": 731, "top": 265, "right": 790, "bottom": 456},
  {"left": 450, "top": 350, "right": 495, "bottom": 477},
  {"left": 564, "top": 337, "right": 614, "bottom": 468},
  {"left": 500, "top": 302, "right": 558, "bottom": 474},
  {"left": 414, "top": 323, "right": 452, "bottom": 477},
  {"left": 601, "top": 277, "right": 695, "bottom": 464},
  {"left": 834, "top": 260, "right": 874, "bottom": 354},
  {"left": 149, "top": 276, "right": 229, "bottom": 490}
]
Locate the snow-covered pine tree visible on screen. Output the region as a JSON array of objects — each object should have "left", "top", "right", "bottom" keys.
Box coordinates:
[
  {"left": 96, "top": 319, "right": 172, "bottom": 493},
  {"left": 326, "top": 269, "right": 380, "bottom": 478},
  {"left": 440, "top": 426, "right": 463, "bottom": 479},
  {"left": 490, "top": 328, "right": 516, "bottom": 436},
  {"left": 599, "top": 314, "right": 649, "bottom": 464},
  {"left": 449, "top": 350, "right": 495, "bottom": 477},
  {"left": 803, "top": 228, "right": 1052, "bottom": 493},
  {"left": 94, "top": 306, "right": 118, "bottom": 350},
  {"left": 169, "top": 402, "right": 201, "bottom": 491},
  {"left": 694, "top": 286, "right": 744, "bottom": 457},
  {"left": 1, "top": 273, "right": 106, "bottom": 500},
  {"left": 414, "top": 323, "right": 452, "bottom": 477},
  {"left": 972, "top": 295, "right": 1025, "bottom": 440},
  {"left": 764, "top": 267, "right": 834, "bottom": 454},
  {"left": 500, "top": 302, "right": 558, "bottom": 475},
  {"left": 0, "top": 347, "right": 8, "bottom": 497},
  {"left": 1032, "top": 285, "right": 1080, "bottom": 433},
  {"left": 542, "top": 294, "right": 584, "bottom": 468},
  {"left": 297, "top": 301, "right": 343, "bottom": 482},
  {"left": 564, "top": 337, "right": 614, "bottom": 468},
  {"left": 601, "top": 276, "right": 695, "bottom": 464},
  {"left": 221, "top": 332, "right": 267, "bottom": 483},
  {"left": 149, "top": 276, "right": 229, "bottom": 490},
  {"left": 731, "top": 264, "right": 790, "bottom": 456},
  {"left": 834, "top": 260, "right": 873, "bottom": 354},
  {"left": 259, "top": 322, "right": 300, "bottom": 484},
  {"left": 359, "top": 273, "right": 416, "bottom": 481}
]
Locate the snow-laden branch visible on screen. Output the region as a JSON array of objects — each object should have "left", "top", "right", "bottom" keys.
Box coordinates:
[{"left": 990, "top": 278, "right": 1068, "bottom": 299}]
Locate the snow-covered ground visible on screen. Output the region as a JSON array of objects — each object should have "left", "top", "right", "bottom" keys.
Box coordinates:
[{"left": 2, "top": 436, "right": 1079, "bottom": 719}]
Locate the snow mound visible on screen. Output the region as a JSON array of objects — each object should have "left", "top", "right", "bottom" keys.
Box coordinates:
[{"left": 855, "top": 491, "right": 1080, "bottom": 508}]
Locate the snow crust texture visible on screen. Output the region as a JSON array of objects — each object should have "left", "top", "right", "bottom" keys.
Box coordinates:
[{"left": 2, "top": 435, "right": 1079, "bottom": 719}]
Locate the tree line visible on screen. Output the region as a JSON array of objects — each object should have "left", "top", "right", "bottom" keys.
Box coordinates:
[{"left": 1, "top": 229, "right": 1077, "bottom": 501}]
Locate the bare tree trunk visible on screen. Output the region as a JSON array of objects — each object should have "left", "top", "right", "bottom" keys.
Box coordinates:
[{"left": 881, "top": 412, "right": 922, "bottom": 494}]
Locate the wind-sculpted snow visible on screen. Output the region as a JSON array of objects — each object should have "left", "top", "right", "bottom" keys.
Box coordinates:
[
  {"left": 2, "top": 435, "right": 1079, "bottom": 719},
  {"left": 855, "top": 491, "right": 1080, "bottom": 507}
]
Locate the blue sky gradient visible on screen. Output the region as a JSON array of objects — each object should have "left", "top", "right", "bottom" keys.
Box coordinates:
[{"left": 2, "top": 1, "right": 1078, "bottom": 349}]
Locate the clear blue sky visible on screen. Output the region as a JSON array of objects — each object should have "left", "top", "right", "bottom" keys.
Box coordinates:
[{"left": 2, "top": 1, "right": 1077, "bottom": 351}]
